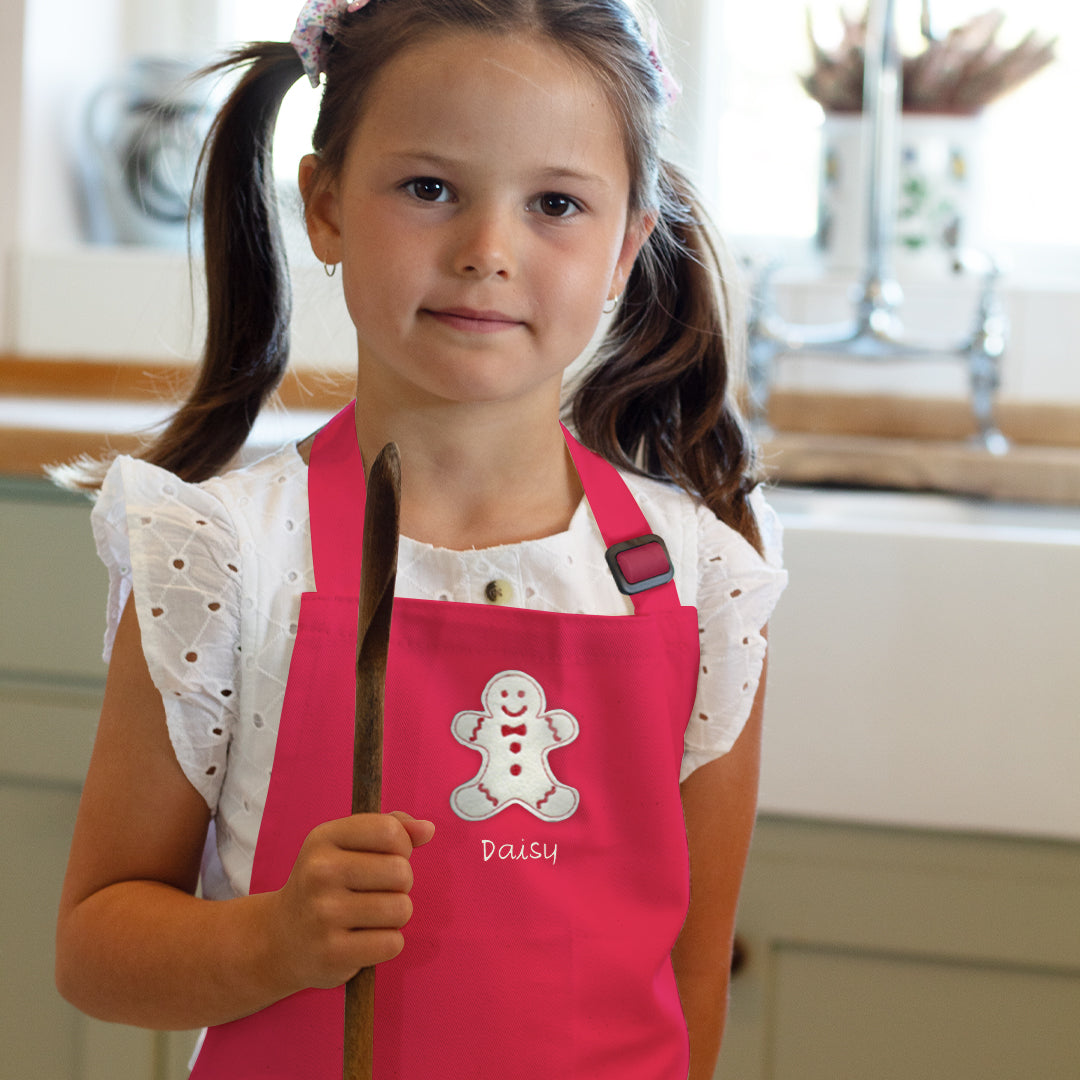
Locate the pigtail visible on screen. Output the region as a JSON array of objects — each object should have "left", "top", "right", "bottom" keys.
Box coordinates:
[
  {"left": 569, "top": 162, "right": 764, "bottom": 553},
  {"left": 125, "top": 42, "right": 304, "bottom": 484},
  {"left": 48, "top": 44, "right": 304, "bottom": 493}
]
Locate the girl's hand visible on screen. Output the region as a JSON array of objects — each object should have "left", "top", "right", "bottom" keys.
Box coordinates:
[
  {"left": 57, "top": 597, "right": 436, "bottom": 1029},
  {"left": 267, "top": 811, "right": 435, "bottom": 993}
]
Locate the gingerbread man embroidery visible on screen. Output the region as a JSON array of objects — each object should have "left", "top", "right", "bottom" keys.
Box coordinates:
[{"left": 450, "top": 670, "right": 580, "bottom": 822}]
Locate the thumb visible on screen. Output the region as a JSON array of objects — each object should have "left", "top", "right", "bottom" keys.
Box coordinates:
[{"left": 388, "top": 810, "right": 436, "bottom": 848}]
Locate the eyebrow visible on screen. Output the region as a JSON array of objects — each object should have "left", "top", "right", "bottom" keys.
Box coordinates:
[
  {"left": 386, "top": 151, "right": 611, "bottom": 190},
  {"left": 536, "top": 165, "right": 612, "bottom": 190}
]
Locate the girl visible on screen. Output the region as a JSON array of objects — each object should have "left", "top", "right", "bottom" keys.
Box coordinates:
[{"left": 56, "top": 1, "right": 786, "bottom": 1077}]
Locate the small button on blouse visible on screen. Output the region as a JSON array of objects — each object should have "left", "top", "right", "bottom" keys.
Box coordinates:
[{"left": 484, "top": 579, "right": 514, "bottom": 605}]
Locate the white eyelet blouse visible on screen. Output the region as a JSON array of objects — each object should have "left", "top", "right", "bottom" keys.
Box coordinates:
[{"left": 92, "top": 443, "right": 787, "bottom": 899}]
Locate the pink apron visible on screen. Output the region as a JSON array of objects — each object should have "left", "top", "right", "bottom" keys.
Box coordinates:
[{"left": 189, "top": 403, "right": 700, "bottom": 1078}]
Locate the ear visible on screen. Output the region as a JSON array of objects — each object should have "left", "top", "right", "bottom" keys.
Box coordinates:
[
  {"left": 299, "top": 153, "right": 343, "bottom": 265},
  {"left": 608, "top": 209, "right": 658, "bottom": 299}
]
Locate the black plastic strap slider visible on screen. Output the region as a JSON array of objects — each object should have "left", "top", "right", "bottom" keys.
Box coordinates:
[{"left": 605, "top": 534, "right": 675, "bottom": 596}]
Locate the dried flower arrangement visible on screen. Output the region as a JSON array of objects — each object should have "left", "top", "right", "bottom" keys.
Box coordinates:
[{"left": 802, "top": 5, "right": 1057, "bottom": 114}]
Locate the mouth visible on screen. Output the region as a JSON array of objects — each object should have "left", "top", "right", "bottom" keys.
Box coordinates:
[
  {"left": 425, "top": 308, "right": 524, "bottom": 334},
  {"left": 502, "top": 705, "right": 528, "bottom": 717}
]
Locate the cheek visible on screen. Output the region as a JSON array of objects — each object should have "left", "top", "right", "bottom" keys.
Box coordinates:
[
  {"left": 537, "top": 239, "right": 608, "bottom": 302},
  {"left": 342, "top": 226, "right": 423, "bottom": 316},
  {"left": 551, "top": 230, "right": 624, "bottom": 304},
  {"left": 544, "top": 261, "right": 612, "bottom": 342}
]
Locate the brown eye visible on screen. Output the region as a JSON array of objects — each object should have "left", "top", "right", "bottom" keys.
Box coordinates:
[
  {"left": 532, "top": 192, "right": 580, "bottom": 218},
  {"left": 406, "top": 177, "right": 448, "bottom": 202}
]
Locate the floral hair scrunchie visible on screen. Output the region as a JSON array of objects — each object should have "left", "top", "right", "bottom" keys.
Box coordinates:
[
  {"left": 290, "top": 0, "right": 681, "bottom": 104},
  {"left": 646, "top": 18, "right": 681, "bottom": 105},
  {"left": 291, "top": 0, "right": 372, "bottom": 86}
]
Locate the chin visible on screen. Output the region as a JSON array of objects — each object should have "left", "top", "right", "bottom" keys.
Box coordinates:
[{"left": 418, "top": 363, "right": 564, "bottom": 410}]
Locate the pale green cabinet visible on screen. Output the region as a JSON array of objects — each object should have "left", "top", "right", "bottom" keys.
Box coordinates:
[
  {"left": 718, "top": 818, "right": 1080, "bottom": 1079},
  {"left": 0, "top": 478, "right": 199, "bottom": 1080}
]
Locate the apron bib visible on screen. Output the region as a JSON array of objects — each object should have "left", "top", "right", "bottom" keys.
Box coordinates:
[{"left": 190, "top": 404, "right": 700, "bottom": 1079}]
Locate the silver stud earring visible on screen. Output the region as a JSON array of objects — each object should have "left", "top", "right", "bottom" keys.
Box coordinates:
[
  {"left": 323, "top": 261, "right": 338, "bottom": 278},
  {"left": 603, "top": 295, "right": 621, "bottom": 315}
]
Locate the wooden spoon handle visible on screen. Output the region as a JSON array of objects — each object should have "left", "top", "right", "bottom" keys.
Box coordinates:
[{"left": 343, "top": 442, "right": 401, "bottom": 1080}]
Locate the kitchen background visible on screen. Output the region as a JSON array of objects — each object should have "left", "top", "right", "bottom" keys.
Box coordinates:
[{"left": 2, "top": 0, "right": 1079, "bottom": 1077}]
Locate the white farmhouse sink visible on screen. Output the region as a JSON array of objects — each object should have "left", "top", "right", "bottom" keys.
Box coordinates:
[{"left": 761, "top": 485, "right": 1080, "bottom": 841}]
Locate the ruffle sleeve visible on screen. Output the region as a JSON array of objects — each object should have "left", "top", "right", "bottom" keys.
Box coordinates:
[
  {"left": 91, "top": 457, "right": 243, "bottom": 811},
  {"left": 680, "top": 486, "right": 788, "bottom": 780}
]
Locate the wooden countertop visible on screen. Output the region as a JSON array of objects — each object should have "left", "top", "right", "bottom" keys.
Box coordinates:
[
  {"left": 4, "top": 355, "right": 1079, "bottom": 504},
  {"left": 1, "top": 357, "right": 352, "bottom": 478},
  {"left": 764, "top": 432, "right": 1080, "bottom": 504}
]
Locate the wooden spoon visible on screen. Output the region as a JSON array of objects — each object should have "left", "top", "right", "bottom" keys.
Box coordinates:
[{"left": 343, "top": 442, "right": 401, "bottom": 1080}]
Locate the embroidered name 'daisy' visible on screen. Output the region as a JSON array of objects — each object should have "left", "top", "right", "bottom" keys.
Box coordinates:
[{"left": 450, "top": 670, "right": 580, "bottom": 822}]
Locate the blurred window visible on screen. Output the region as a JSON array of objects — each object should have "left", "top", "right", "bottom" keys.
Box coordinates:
[{"left": 709, "top": 0, "right": 1078, "bottom": 251}]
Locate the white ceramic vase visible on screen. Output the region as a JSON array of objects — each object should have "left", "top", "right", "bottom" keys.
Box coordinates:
[{"left": 817, "top": 113, "right": 986, "bottom": 275}]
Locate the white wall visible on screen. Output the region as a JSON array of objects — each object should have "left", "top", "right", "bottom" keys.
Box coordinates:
[
  {"left": 20, "top": 0, "right": 126, "bottom": 250},
  {"left": 650, "top": 0, "right": 717, "bottom": 189},
  {"left": 0, "top": 0, "right": 26, "bottom": 349}
]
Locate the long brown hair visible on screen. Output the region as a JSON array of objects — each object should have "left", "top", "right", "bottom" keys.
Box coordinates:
[{"left": 79, "top": 0, "right": 762, "bottom": 550}]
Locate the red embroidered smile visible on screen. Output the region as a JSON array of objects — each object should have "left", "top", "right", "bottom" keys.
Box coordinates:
[
  {"left": 501, "top": 704, "right": 528, "bottom": 717},
  {"left": 425, "top": 308, "right": 524, "bottom": 334}
]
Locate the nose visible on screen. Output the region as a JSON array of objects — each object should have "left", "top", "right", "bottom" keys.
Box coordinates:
[{"left": 451, "top": 205, "right": 515, "bottom": 280}]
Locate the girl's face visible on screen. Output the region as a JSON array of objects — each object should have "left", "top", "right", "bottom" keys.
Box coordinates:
[{"left": 303, "top": 31, "right": 653, "bottom": 417}]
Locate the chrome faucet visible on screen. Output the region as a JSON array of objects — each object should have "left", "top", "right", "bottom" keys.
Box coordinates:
[{"left": 746, "top": 0, "right": 1009, "bottom": 454}]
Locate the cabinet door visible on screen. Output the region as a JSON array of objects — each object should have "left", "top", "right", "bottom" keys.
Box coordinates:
[
  {"left": 770, "top": 947, "right": 1080, "bottom": 1080},
  {"left": 717, "top": 818, "right": 1080, "bottom": 1080}
]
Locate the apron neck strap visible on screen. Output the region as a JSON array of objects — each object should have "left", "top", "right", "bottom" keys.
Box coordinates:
[
  {"left": 306, "top": 405, "right": 681, "bottom": 612},
  {"left": 307, "top": 401, "right": 366, "bottom": 596},
  {"left": 560, "top": 425, "right": 681, "bottom": 615}
]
